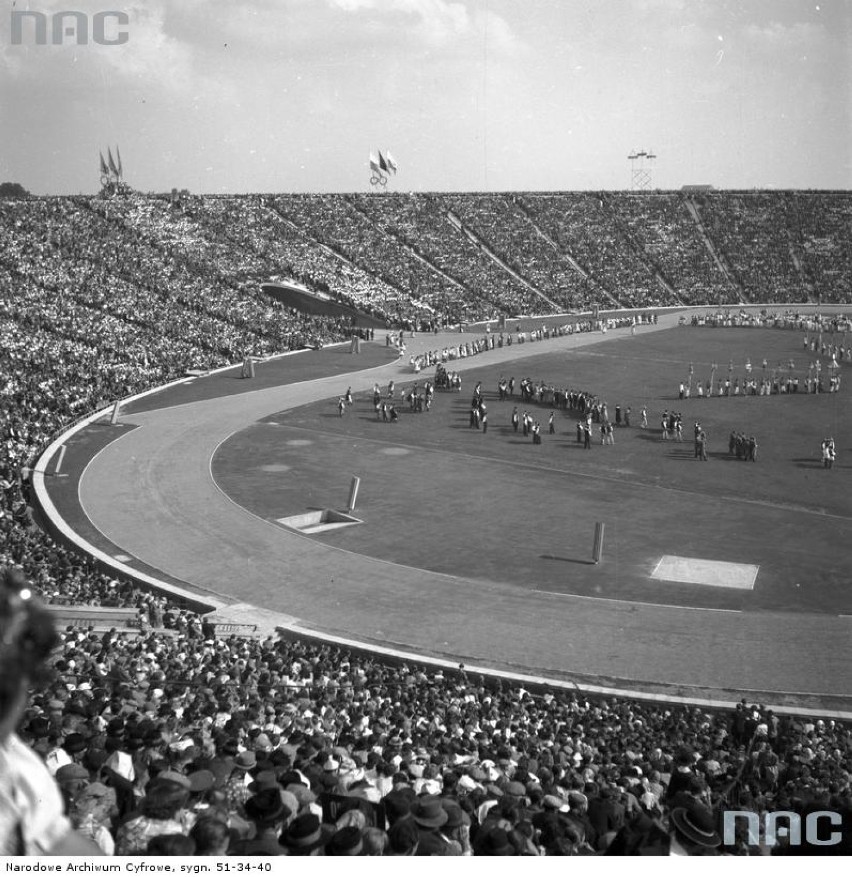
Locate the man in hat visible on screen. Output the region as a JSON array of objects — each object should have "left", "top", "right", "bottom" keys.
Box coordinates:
[
  {"left": 668, "top": 800, "right": 722, "bottom": 855},
  {"left": 410, "top": 795, "right": 458, "bottom": 856},
  {"left": 55, "top": 763, "right": 91, "bottom": 813},
  {"left": 224, "top": 750, "right": 255, "bottom": 813},
  {"left": 231, "top": 789, "right": 291, "bottom": 855},
  {"left": 280, "top": 813, "right": 333, "bottom": 856}
]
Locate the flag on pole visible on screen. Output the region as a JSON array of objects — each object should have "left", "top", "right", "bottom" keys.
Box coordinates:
[
  {"left": 107, "top": 148, "right": 119, "bottom": 176},
  {"left": 99, "top": 152, "right": 109, "bottom": 176},
  {"left": 369, "top": 152, "right": 381, "bottom": 173},
  {"left": 115, "top": 145, "right": 123, "bottom": 179},
  {"left": 378, "top": 151, "right": 389, "bottom": 173},
  {"left": 386, "top": 152, "right": 398, "bottom": 173}
]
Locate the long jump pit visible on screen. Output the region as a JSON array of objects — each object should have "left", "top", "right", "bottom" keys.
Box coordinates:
[{"left": 652, "top": 557, "right": 759, "bottom": 590}]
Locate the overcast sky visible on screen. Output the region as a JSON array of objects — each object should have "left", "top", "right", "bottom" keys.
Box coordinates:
[{"left": 1, "top": 0, "right": 849, "bottom": 194}]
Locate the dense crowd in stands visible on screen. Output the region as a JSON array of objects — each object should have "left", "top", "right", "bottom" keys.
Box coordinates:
[
  {"left": 3, "top": 191, "right": 850, "bottom": 336},
  {"left": 1, "top": 189, "right": 851, "bottom": 855},
  {"left": 2, "top": 568, "right": 850, "bottom": 856}
]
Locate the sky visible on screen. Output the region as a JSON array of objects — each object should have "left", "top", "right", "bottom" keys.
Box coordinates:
[{"left": 0, "top": 0, "right": 849, "bottom": 194}]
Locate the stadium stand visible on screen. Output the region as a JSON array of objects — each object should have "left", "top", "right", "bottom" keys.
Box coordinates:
[{"left": 1, "top": 189, "right": 850, "bottom": 855}]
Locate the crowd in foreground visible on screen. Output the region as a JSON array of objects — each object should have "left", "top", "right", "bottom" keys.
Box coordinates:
[{"left": 1, "top": 566, "right": 850, "bottom": 857}]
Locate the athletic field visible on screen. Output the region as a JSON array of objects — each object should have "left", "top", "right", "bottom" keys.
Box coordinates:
[{"left": 40, "top": 313, "right": 851, "bottom": 710}]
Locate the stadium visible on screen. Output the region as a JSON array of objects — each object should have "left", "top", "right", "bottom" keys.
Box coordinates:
[{"left": 1, "top": 0, "right": 851, "bottom": 861}]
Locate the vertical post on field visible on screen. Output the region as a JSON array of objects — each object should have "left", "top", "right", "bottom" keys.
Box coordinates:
[
  {"left": 347, "top": 476, "right": 361, "bottom": 513},
  {"left": 110, "top": 400, "right": 121, "bottom": 424},
  {"left": 592, "top": 522, "right": 605, "bottom": 564}
]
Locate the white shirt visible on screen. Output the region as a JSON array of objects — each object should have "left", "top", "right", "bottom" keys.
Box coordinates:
[{"left": 0, "top": 733, "right": 72, "bottom": 855}]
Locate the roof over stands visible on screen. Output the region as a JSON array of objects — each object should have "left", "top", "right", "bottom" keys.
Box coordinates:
[{"left": 262, "top": 281, "right": 387, "bottom": 328}]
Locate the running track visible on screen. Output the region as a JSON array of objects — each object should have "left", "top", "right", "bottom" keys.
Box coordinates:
[{"left": 40, "top": 314, "right": 852, "bottom": 714}]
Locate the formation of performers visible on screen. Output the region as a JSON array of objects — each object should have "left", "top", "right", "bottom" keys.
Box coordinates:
[
  {"left": 728, "top": 430, "right": 759, "bottom": 462},
  {"left": 435, "top": 363, "right": 462, "bottom": 391},
  {"left": 682, "top": 371, "right": 841, "bottom": 397},
  {"left": 339, "top": 352, "right": 839, "bottom": 468},
  {"left": 371, "top": 379, "right": 434, "bottom": 419},
  {"left": 509, "top": 406, "right": 544, "bottom": 443},
  {"left": 660, "top": 410, "right": 685, "bottom": 441}
]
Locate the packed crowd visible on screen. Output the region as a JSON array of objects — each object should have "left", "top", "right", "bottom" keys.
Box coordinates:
[
  {"left": 2, "top": 190, "right": 851, "bottom": 856},
  {"left": 2, "top": 566, "right": 850, "bottom": 857},
  {"left": 694, "top": 191, "right": 852, "bottom": 304},
  {"left": 4, "top": 192, "right": 849, "bottom": 338},
  {"left": 0, "top": 194, "right": 358, "bottom": 667}
]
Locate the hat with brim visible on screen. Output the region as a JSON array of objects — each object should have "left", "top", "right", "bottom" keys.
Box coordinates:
[
  {"left": 442, "top": 801, "right": 468, "bottom": 829},
  {"left": 670, "top": 803, "right": 722, "bottom": 848},
  {"left": 63, "top": 734, "right": 88, "bottom": 754},
  {"left": 280, "top": 814, "right": 332, "bottom": 855},
  {"left": 326, "top": 826, "right": 364, "bottom": 856},
  {"left": 248, "top": 770, "right": 279, "bottom": 794},
  {"left": 478, "top": 827, "right": 516, "bottom": 856},
  {"left": 234, "top": 751, "right": 256, "bottom": 770},
  {"left": 56, "top": 763, "right": 89, "bottom": 785},
  {"left": 245, "top": 789, "right": 288, "bottom": 826},
  {"left": 411, "top": 796, "right": 448, "bottom": 828}
]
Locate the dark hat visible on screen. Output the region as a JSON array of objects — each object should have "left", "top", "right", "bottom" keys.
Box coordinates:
[
  {"left": 82, "top": 748, "right": 109, "bottom": 772},
  {"left": 670, "top": 801, "right": 722, "bottom": 848},
  {"left": 220, "top": 738, "right": 240, "bottom": 756},
  {"left": 382, "top": 789, "right": 414, "bottom": 822},
  {"left": 106, "top": 718, "right": 125, "bottom": 735},
  {"left": 326, "top": 826, "right": 364, "bottom": 856},
  {"left": 63, "top": 733, "right": 87, "bottom": 754},
  {"left": 280, "top": 814, "right": 329, "bottom": 854},
  {"left": 410, "top": 796, "right": 448, "bottom": 829},
  {"left": 387, "top": 819, "right": 419, "bottom": 855},
  {"left": 505, "top": 780, "right": 527, "bottom": 798},
  {"left": 478, "top": 827, "right": 516, "bottom": 856},
  {"left": 442, "top": 801, "right": 468, "bottom": 829},
  {"left": 245, "top": 789, "right": 289, "bottom": 826},
  {"left": 234, "top": 751, "right": 256, "bottom": 771},
  {"left": 248, "top": 770, "right": 280, "bottom": 794},
  {"left": 28, "top": 717, "right": 51, "bottom": 737},
  {"left": 675, "top": 746, "right": 695, "bottom": 766}
]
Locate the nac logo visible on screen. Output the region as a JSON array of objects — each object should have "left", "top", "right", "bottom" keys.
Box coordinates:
[{"left": 10, "top": 10, "right": 130, "bottom": 46}]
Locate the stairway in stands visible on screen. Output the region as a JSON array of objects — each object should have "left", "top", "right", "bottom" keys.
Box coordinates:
[
  {"left": 444, "top": 207, "right": 561, "bottom": 312},
  {"left": 682, "top": 197, "right": 745, "bottom": 304}
]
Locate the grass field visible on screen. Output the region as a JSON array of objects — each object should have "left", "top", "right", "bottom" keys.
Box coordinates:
[{"left": 213, "top": 325, "right": 850, "bottom": 616}]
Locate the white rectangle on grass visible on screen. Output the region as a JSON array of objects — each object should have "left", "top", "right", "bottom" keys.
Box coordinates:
[{"left": 651, "top": 556, "right": 758, "bottom": 590}]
